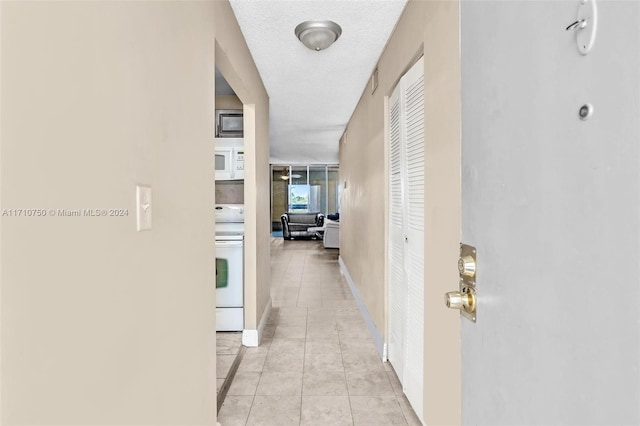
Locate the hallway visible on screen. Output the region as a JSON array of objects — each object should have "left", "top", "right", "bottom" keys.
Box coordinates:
[{"left": 217, "top": 239, "right": 421, "bottom": 425}]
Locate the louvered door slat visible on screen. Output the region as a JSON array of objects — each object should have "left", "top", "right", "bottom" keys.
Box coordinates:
[{"left": 388, "top": 82, "right": 406, "bottom": 382}]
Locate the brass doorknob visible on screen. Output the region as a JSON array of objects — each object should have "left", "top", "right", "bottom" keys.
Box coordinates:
[
  {"left": 445, "top": 291, "right": 475, "bottom": 312},
  {"left": 458, "top": 255, "right": 476, "bottom": 278}
]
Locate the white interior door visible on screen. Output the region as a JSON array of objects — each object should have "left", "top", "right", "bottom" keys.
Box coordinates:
[
  {"left": 388, "top": 79, "right": 407, "bottom": 383},
  {"left": 461, "top": 1, "right": 640, "bottom": 424},
  {"left": 388, "top": 56, "right": 425, "bottom": 422},
  {"left": 402, "top": 57, "right": 425, "bottom": 420}
]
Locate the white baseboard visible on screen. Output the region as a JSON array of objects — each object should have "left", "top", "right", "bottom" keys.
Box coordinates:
[
  {"left": 242, "top": 329, "right": 258, "bottom": 347},
  {"left": 242, "top": 298, "right": 272, "bottom": 347},
  {"left": 338, "top": 256, "right": 385, "bottom": 358}
]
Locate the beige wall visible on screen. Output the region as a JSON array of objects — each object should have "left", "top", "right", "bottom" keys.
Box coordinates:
[
  {"left": 0, "top": 1, "right": 268, "bottom": 424},
  {"left": 339, "top": 1, "right": 461, "bottom": 423},
  {"left": 215, "top": 94, "right": 243, "bottom": 110}
]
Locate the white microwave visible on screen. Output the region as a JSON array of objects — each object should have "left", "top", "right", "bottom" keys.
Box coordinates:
[{"left": 215, "top": 146, "right": 244, "bottom": 180}]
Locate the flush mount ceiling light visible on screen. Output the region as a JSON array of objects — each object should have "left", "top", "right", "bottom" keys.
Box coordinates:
[
  {"left": 295, "top": 20, "right": 342, "bottom": 51},
  {"left": 280, "top": 173, "right": 302, "bottom": 180}
]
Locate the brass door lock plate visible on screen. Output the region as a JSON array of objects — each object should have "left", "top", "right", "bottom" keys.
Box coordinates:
[
  {"left": 445, "top": 243, "right": 477, "bottom": 322},
  {"left": 458, "top": 243, "right": 476, "bottom": 285}
]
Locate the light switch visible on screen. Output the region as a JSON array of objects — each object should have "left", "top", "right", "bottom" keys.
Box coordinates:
[{"left": 136, "top": 185, "right": 152, "bottom": 231}]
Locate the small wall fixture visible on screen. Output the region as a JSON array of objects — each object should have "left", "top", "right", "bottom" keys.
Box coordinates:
[{"left": 295, "top": 21, "right": 342, "bottom": 51}]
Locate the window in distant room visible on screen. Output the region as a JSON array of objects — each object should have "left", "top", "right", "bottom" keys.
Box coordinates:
[{"left": 289, "top": 184, "right": 310, "bottom": 211}]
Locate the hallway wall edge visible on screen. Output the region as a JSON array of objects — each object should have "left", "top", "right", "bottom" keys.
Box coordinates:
[{"left": 339, "top": 256, "right": 385, "bottom": 359}]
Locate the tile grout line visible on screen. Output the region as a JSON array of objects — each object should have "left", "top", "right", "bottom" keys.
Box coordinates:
[
  {"left": 242, "top": 383, "right": 256, "bottom": 426},
  {"left": 337, "top": 304, "right": 356, "bottom": 426},
  {"left": 299, "top": 251, "right": 309, "bottom": 425},
  {"left": 298, "top": 298, "right": 308, "bottom": 426},
  {"left": 243, "top": 298, "right": 278, "bottom": 426}
]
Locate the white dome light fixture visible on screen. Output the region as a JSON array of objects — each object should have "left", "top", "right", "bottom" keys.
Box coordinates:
[{"left": 295, "top": 20, "right": 342, "bottom": 51}]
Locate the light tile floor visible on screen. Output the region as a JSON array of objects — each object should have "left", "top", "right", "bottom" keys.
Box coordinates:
[{"left": 218, "top": 238, "right": 421, "bottom": 426}]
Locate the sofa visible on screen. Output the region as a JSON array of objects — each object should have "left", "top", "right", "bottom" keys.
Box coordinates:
[{"left": 281, "top": 212, "right": 324, "bottom": 240}]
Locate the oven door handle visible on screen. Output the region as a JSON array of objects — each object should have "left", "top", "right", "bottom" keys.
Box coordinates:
[{"left": 215, "top": 240, "right": 243, "bottom": 247}]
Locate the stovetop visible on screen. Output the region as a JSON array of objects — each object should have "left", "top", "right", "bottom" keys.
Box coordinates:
[{"left": 215, "top": 204, "right": 244, "bottom": 223}]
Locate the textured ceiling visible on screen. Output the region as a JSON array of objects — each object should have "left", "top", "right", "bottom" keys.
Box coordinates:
[{"left": 229, "top": 0, "right": 407, "bottom": 164}]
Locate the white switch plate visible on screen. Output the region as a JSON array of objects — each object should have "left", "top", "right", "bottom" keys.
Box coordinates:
[{"left": 136, "top": 185, "right": 152, "bottom": 231}]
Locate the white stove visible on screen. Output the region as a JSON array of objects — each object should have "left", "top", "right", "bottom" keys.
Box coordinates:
[
  {"left": 216, "top": 205, "right": 244, "bottom": 241},
  {"left": 215, "top": 204, "right": 245, "bottom": 237},
  {"left": 215, "top": 204, "right": 244, "bottom": 331}
]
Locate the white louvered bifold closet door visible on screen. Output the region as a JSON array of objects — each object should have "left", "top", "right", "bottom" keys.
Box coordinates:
[
  {"left": 388, "top": 81, "right": 407, "bottom": 383},
  {"left": 402, "top": 57, "right": 425, "bottom": 421},
  {"left": 388, "top": 56, "right": 425, "bottom": 424}
]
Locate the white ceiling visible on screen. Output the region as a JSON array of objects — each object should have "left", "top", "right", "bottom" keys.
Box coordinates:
[{"left": 229, "top": 0, "right": 408, "bottom": 164}]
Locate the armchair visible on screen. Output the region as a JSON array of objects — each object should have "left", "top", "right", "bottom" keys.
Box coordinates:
[{"left": 281, "top": 212, "right": 324, "bottom": 240}]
